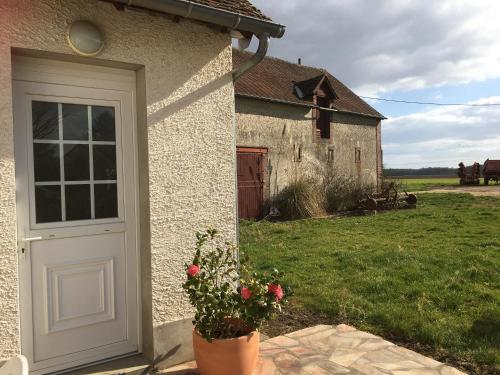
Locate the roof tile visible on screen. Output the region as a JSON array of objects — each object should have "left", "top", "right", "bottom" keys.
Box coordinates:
[
  {"left": 191, "top": 0, "right": 271, "bottom": 21},
  {"left": 233, "top": 49, "right": 384, "bottom": 119}
]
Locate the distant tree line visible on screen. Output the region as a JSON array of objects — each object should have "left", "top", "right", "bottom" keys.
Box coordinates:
[{"left": 384, "top": 167, "right": 458, "bottom": 177}]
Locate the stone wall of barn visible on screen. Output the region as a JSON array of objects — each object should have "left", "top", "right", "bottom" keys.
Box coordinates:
[
  {"left": 0, "top": 0, "right": 236, "bottom": 368},
  {"left": 236, "top": 97, "right": 382, "bottom": 198}
]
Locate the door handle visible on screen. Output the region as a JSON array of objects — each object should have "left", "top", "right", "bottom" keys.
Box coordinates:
[
  {"left": 22, "top": 237, "right": 43, "bottom": 242},
  {"left": 19, "top": 237, "right": 42, "bottom": 260},
  {"left": 19, "top": 231, "right": 43, "bottom": 260}
]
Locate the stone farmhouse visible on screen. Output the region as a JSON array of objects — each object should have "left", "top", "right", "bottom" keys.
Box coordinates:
[{"left": 234, "top": 50, "right": 385, "bottom": 219}]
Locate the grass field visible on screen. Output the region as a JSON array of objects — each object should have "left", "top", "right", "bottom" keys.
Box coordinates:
[
  {"left": 398, "top": 177, "right": 460, "bottom": 191},
  {"left": 240, "top": 193, "right": 500, "bottom": 374},
  {"left": 388, "top": 177, "right": 482, "bottom": 191}
]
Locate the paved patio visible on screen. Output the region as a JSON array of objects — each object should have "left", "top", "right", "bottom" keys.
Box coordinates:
[{"left": 164, "top": 324, "right": 466, "bottom": 375}]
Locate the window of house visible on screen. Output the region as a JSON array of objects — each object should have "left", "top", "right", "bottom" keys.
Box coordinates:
[
  {"left": 294, "top": 144, "right": 302, "bottom": 162},
  {"left": 316, "top": 97, "right": 330, "bottom": 139},
  {"left": 328, "top": 147, "right": 334, "bottom": 163},
  {"left": 355, "top": 147, "right": 361, "bottom": 163},
  {"left": 31, "top": 101, "right": 119, "bottom": 223}
]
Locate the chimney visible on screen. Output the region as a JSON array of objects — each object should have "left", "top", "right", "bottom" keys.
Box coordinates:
[{"left": 298, "top": 58, "right": 302, "bottom": 65}]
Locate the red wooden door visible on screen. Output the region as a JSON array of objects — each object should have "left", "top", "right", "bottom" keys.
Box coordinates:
[{"left": 237, "top": 149, "right": 265, "bottom": 220}]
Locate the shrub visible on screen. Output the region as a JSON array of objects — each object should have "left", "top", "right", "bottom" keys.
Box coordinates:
[
  {"left": 182, "top": 229, "right": 287, "bottom": 341},
  {"left": 323, "top": 175, "right": 375, "bottom": 212},
  {"left": 380, "top": 176, "right": 404, "bottom": 191},
  {"left": 269, "top": 173, "right": 377, "bottom": 219},
  {"left": 272, "top": 178, "right": 324, "bottom": 220}
]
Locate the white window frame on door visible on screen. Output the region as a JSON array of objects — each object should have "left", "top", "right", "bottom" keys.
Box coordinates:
[
  {"left": 27, "top": 95, "right": 125, "bottom": 229},
  {"left": 12, "top": 56, "right": 142, "bottom": 374}
]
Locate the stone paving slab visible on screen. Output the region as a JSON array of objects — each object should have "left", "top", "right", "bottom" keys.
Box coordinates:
[{"left": 163, "top": 325, "right": 467, "bottom": 375}]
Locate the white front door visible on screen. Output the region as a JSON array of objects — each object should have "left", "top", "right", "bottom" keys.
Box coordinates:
[{"left": 13, "top": 57, "right": 140, "bottom": 374}]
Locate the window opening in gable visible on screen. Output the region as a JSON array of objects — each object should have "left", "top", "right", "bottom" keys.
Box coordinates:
[{"left": 316, "top": 97, "right": 330, "bottom": 139}]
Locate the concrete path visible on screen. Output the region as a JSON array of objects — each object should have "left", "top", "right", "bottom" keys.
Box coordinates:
[{"left": 164, "top": 324, "right": 466, "bottom": 375}]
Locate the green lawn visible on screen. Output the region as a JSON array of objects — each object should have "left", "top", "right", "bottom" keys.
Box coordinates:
[
  {"left": 240, "top": 193, "right": 500, "bottom": 374},
  {"left": 391, "top": 177, "right": 484, "bottom": 191},
  {"left": 399, "top": 177, "right": 460, "bottom": 191}
]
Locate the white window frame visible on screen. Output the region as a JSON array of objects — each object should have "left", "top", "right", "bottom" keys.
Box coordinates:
[{"left": 27, "top": 95, "right": 125, "bottom": 229}]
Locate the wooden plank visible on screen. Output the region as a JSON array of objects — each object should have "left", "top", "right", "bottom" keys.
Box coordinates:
[{"left": 237, "top": 151, "right": 264, "bottom": 220}]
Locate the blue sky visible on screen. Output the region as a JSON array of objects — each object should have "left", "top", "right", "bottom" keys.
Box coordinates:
[
  {"left": 366, "top": 77, "right": 500, "bottom": 118},
  {"left": 248, "top": 0, "right": 500, "bottom": 168}
]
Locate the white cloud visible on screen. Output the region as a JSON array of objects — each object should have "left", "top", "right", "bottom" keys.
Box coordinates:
[
  {"left": 247, "top": 1, "right": 500, "bottom": 168},
  {"left": 382, "top": 97, "right": 500, "bottom": 167},
  {"left": 250, "top": 0, "right": 500, "bottom": 95}
]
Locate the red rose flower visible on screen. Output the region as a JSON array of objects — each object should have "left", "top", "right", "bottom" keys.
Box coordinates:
[
  {"left": 240, "top": 287, "right": 252, "bottom": 300},
  {"left": 187, "top": 264, "right": 200, "bottom": 277},
  {"left": 268, "top": 283, "right": 284, "bottom": 302}
]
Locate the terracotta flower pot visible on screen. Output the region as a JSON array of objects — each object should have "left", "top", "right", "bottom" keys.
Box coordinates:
[{"left": 192, "top": 329, "right": 260, "bottom": 375}]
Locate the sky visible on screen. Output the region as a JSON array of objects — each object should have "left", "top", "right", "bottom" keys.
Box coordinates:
[{"left": 247, "top": 0, "right": 500, "bottom": 169}]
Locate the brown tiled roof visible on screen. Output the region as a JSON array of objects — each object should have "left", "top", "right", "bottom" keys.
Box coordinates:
[
  {"left": 191, "top": 0, "right": 271, "bottom": 21},
  {"left": 233, "top": 50, "right": 384, "bottom": 119}
]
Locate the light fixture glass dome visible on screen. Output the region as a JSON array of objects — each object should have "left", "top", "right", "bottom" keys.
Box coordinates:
[{"left": 67, "top": 20, "right": 104, "bottom": 56}]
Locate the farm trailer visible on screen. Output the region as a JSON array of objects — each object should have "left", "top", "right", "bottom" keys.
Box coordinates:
[{"left": 483, "top": 159, "right": 500, "bottom": 185}]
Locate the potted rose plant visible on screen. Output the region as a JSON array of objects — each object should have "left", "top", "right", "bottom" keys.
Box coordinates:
[{"left": 182, "top": 229, "right": 287, "bottom": 375}]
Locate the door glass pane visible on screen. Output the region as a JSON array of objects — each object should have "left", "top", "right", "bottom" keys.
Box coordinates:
[
  {"left": 62, "top": 104, "right": 88, "bottom": 140},
  {"left": 32, "top": 101, "right": 59, "bottom": 140},
  {"left": 33, "top": 143, "right": 60, "bottom": 182},
  {"left": 92, "top": 106, "right": 115, "bottom": 141},
  {"left": 35, "top": 185, "right": 62, "bottom": 223},
  {"left": 93, "top": 145, "right": 117, "bottom": 180},
  {"left": 31, "top": 100, "right": 120, "bottom": 224},
  {"left": 94, "top": 184, "right": 118, "bottom": 219},
  {"left": 64, "top": 144, "right": 90, "bottom": 181},
  {"left": 65, "top": 184, "right": 91, "bottom": 221}
]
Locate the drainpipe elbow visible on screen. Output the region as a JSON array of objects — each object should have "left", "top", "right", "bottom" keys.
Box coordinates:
[{"left": 232, "top": 32, "right": 270, "bottom": 81}]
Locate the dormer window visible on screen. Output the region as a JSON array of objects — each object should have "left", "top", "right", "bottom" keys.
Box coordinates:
[
  {"left": 294, "top": 85, "right": 304, "bottom": 99},
  {"left": 294, "top": 74, "right": 337, "bottom": 141}
]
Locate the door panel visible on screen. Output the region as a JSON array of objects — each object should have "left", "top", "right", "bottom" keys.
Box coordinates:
[
  {"left": 32, "top": 234, "right": 126, "bottom": 362},
  {"left": 13, "top": 59, "right": 139, "bottom": 374},
  {"left": 237, "top": 150, "right": 265, "bottom": 220}
]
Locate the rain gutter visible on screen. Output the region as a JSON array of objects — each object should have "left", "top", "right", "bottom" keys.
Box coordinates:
[
  {"left": 236, "top": 93, "right": 386, "bottom": 120},
  {"left": 106, "top": 0, "right": 285, "bottom": 79}
]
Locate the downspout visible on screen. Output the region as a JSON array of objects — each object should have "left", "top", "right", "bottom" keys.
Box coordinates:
[
  {"left": 105, "top": 0, "right": 280, "bottom": 243},
  {"left": 232, "top": 33, "right": 270, "bottom": 81},
  {"left": 231, "top": 33, "right": 269, "bottom": 252}
]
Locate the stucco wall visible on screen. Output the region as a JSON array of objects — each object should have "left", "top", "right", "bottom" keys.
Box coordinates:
[
  {"left": 0, "top": 42, "right": 19, "bottom": 361},
  {"left": 0, "top": 0, "right": 236, "bottom": 362},
  {"left": 236, "top": 97, "right": 381, "bottom": 196}
]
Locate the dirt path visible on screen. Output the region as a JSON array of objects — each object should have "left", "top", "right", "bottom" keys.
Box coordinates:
[{"left": 424, "top": 185, "right": 500, "bottom": 197}]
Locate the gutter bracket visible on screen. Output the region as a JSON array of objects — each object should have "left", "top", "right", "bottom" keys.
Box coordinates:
[
  {"left": 185, "top": 2, "right": 193, "bottom": 18},
  {"left": 232, "top": 16, "right": 241, "bottom": 30},
  {"left": 232, "top": 32, "right": 270, "bottom": 81}
]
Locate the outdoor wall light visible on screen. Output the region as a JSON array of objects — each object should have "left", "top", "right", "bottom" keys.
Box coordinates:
[{"left": 67, "top": 20, "right": 104, "bottom": 56}]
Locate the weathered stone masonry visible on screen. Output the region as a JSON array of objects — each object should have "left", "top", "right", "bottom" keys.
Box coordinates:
[{"left": 236, "top": 97, "right": 382, "bottom": 197}]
